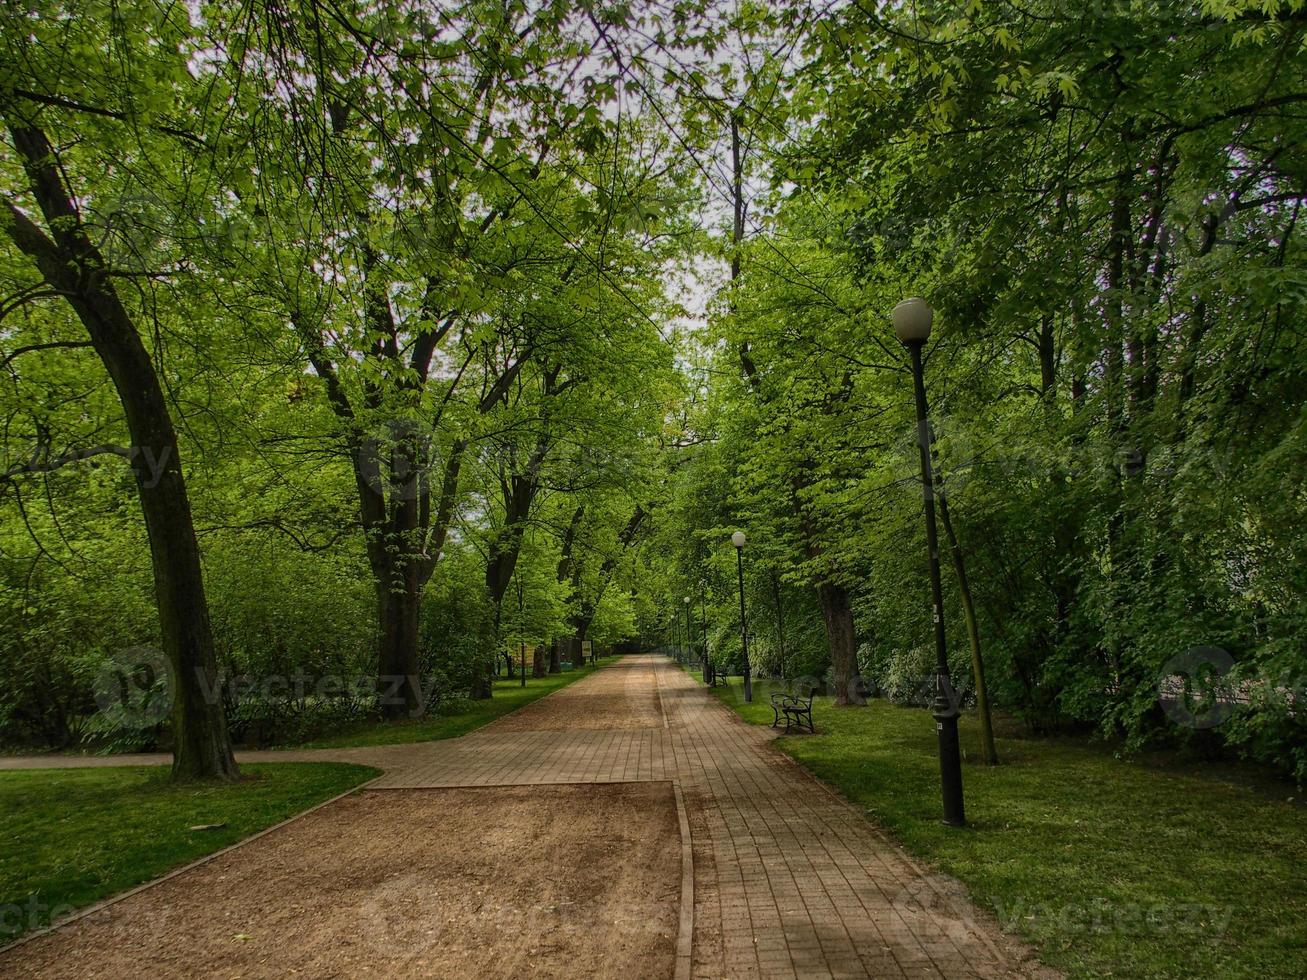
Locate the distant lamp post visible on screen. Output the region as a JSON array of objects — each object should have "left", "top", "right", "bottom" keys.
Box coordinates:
[
  {"left": 893, "top": 296, "right": 965, "bottom": 827},
  {"left": 683, "top": 596, "right": 693, "bottom": 669},
  {"left": 516, "top": 573, "right": 526, "bottom": 689},
  {"left": 730, "top": 531, "right": 753, "bottom": 702},
  {"left": 698, "top": 580, "right": 709, "bottom": 677}
]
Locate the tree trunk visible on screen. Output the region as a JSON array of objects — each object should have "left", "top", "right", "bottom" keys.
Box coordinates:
[
  {"left": 818, "top": 583, "right": 864, "bottom": 706},
  {"left": 532, "top": 645, "right": 547, "bottom": 678},
  {"left": 770, "top": 567, "right": 787, "bottom": 678},
  {"left": 548, "top": 639, "right": 563, "bottom": 673},
  {"left": 571, "top": 619, "right": 591, "bottom": 669},
  {"left": 937, "top": 496, "right": 999, "bottom": 766},
  {"left": 481, "top": 546, "right": 521, "bottom": 699},
  {"left": 377, "top": 582, "right": 424, "bottom": 719},
  {"left": 469, "top": 658, "right": 495, "bottom": 700},
  {"left": 3, "top": 122, "right": 237, "bottom": 781}
]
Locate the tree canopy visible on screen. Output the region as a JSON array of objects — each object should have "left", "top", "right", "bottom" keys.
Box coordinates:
[{"left": 2, "top": 0, "right": 1304, "bottom": 782}]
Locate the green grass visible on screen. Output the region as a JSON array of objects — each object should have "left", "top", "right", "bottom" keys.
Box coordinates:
[
  {"left": 0, "top": 762, "right": 377, "bottom": 941},
  {"left": 293, "top": 656, "right": 619, "bottom": 749},
  {"left": 695, "top": 668, "right": 1306, "bottom": 980}
]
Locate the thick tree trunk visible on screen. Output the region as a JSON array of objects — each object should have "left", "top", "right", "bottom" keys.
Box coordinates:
[
  {"left": 818, "top": 583, "right": 864, "bottom": 706},
  {"left": 549, "top": 639, "right": 563, "bottom": 673},
  {"left": 481, "top": 550, "right": 519, "bottom": 700},
  {"left": 4, "top": 122, "right": 237, "bottom": 781},
  {"left": 533, "top": 645, "right": 547, "bottom": 678},
  {"left": 377, "top": 580, "right": 424, "bottom": 719}
]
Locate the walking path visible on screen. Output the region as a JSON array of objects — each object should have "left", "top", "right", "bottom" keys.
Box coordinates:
[{"left": 3, "top": 655, "right": 1048, "bottom": 978}]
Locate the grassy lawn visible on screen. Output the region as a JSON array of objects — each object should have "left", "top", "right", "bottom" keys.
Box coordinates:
[
  {"left": 0, "top": 762, "right": 377, "bottom": 942},
  {"left": 294, "top": 656, "right": 618, "bottom": 749},
  {"left": 693, "top": 668, "right": 1306, "bottom": 980}
]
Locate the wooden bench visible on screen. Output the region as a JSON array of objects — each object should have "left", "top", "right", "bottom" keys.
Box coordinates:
[{"left": 769, "top": 688, "right": 816, "bottom": 734}]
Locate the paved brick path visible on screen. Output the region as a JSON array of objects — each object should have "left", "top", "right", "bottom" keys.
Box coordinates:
[{"left": 4, "top": 655, "right": 1048, "bottom": 978}]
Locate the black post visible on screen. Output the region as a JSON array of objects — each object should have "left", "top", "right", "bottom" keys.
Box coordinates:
[
  {"left": 516, "top": 574, "right": 526, "bottom": 688},
  {"left": 684, "top": 602, "right": 694, "bottom": 675},
  {"left": 908, "top": 340, "right": 965, "bottom": 827},
  {"left": 700, "top": 587, "right": 709, "bottom": 680},
  {"left": 735, "top": 546, "right": 753, "bottom": 702}
]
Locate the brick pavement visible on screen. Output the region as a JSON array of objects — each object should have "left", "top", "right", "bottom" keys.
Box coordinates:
[{"left": 3, "top": 655, "right": 1048, "bottom": 978}]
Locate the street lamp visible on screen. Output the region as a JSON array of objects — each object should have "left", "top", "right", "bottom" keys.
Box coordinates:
[
  {"left": 893, "top": 296, "right": 965, "bottom": 827},
  {"left": 683, "top": 596, "right": 693, "bottom": 671},
  {"left": 516, "top": 572, "right": 526, "bottom": 689},
  {"left": 698, "top": 580, "right": 709, "bottom": 681},
  {"left": 730, "top": 531, "right": 753, "bottom": 702}
]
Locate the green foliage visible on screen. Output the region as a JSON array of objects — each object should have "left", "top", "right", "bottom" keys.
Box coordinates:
[{"left": 639, "top": 0, "right": 1307, "bottom": 782}]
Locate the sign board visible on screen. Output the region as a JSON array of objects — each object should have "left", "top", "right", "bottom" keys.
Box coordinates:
[{"left": 581, "top": 640, "right": 593, "bottom": 664}]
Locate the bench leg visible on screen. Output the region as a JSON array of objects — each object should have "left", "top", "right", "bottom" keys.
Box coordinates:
[{"left": 781, "top": 709, "right": 815, "bottom": 735}]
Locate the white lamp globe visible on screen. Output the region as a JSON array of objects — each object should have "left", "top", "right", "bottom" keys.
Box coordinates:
[
  {"left": 731, "top": 531, "right": 747, "bottom": 549},
  {"left": 891, "top": 297, "right": 934, "bottom": 344}
]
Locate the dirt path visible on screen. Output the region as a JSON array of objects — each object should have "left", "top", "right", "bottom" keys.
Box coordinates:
[
  {"left": 3, "top": 656, "right": 1052, "bottom": 979},
  {"left": 5, "top": 784, "right": 679, "bottom": 979}
]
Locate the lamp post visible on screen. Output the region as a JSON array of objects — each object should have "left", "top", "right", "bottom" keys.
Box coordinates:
[
  {"left": 683, "top": 596, "right": 693, "bottom": 672},
  {"left": 731, "top": 531, "right": 753, "bottom": 702},
  {"left": 699, "top": 580, "right": 709, "bottom": 676},
  {"left": 516, "top": 572, "right": 526, "bottom": 689},
  {"left": 893, "top": 296, "right": 965, "bottom": 827}
]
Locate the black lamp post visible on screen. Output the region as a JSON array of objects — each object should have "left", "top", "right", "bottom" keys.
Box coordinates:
[
  {"left": 699, "top": 580, "right": 709, "bottom": 673},
  {"left": 893, "top": 296, "right": 965, "bottom": 827},
  {"left": 683, "top": 595, "right": 693, "bottom": 671},
  {"left": 731, "top": 531, "right": 753, "bottom": 702},
  {"left": 516, "top": 573, "right": 526, "bottom": 688}
]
